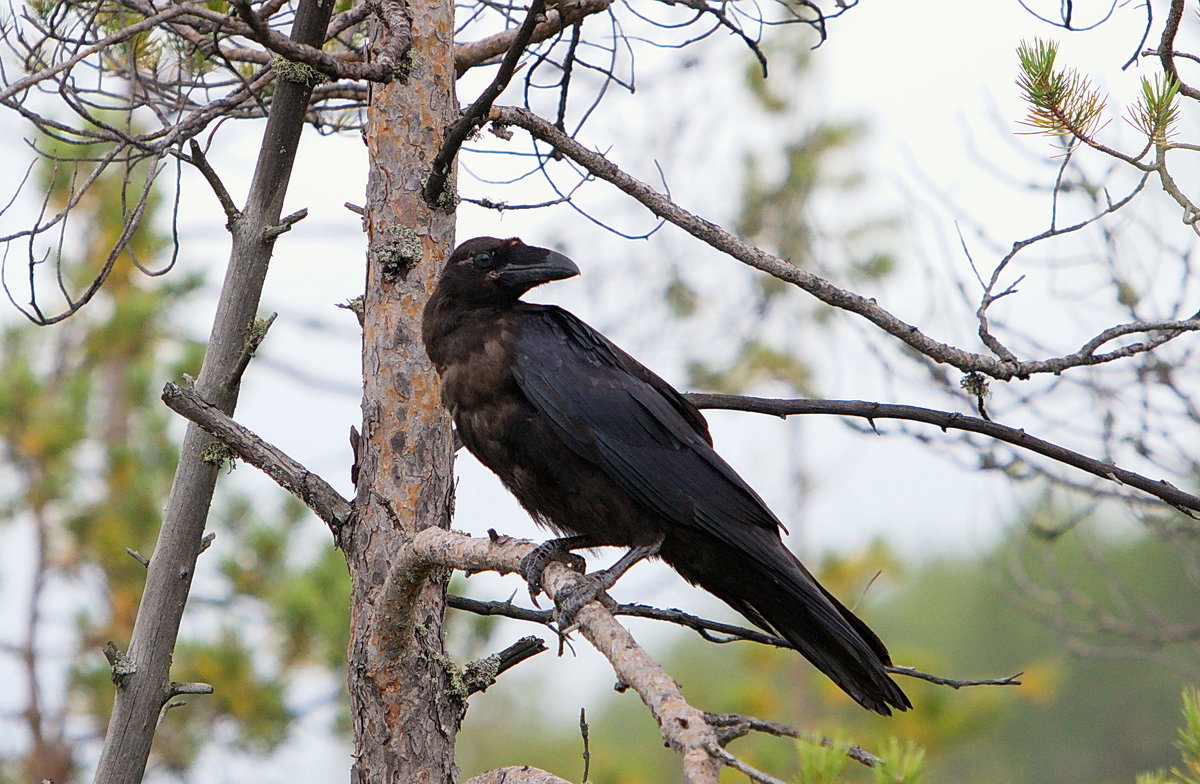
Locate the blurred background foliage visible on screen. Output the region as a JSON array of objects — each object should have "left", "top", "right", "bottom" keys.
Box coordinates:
[
  {"left": 0, "top": 132, "right": 350, "bottom": 781},
  {"left": 456, "top": 527, "right": 1200, "bottom": 784}
]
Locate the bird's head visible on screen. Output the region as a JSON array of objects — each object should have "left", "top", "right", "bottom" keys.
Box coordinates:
[{"left": 433, "top": 236, "right": 580, "bottom": 306}]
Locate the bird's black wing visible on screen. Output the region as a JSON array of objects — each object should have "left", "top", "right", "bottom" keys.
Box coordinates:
[
  {"left": 511, "top": 305, "right": 909, "bottom": 715},
  {"left": 511, "top": 305, "right": 785, "bottom": 540}
]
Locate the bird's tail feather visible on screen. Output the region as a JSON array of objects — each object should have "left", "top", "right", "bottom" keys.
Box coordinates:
[{"left": 670, "top": 543, "right": 910, "bottom": 716}]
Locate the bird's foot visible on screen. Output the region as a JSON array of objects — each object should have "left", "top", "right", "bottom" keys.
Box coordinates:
[
  {"left": 518, "top": 535, "right": 592, "bottom": 605},
  {"left": 553, "top": 533, "right": 665, "bottom": 629},
  {"left": 553, "top": 573, "right": 619, "bottom": 630}
]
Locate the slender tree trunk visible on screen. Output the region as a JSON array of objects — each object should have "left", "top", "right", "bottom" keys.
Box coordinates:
[
  {"left": 344, "top": 0, "right": 458, "bottom": 779},
  {"left": 91, "top": 1, "right": 334, "bottom": 780}
]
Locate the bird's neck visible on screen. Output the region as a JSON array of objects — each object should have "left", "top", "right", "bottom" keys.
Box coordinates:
[{"left": 422, "top": 295, "right": 517, "bottom": 371}]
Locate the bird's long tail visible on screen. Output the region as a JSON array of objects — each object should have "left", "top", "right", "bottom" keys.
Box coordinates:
[{"left": 664, "top": 535, "right": 911, "bottom": 716}]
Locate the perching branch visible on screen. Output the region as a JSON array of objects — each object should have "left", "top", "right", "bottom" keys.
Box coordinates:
[
  {"left": 685, "top": 394, "right": 1200, "bottom": 516},
  {"left": 407, "top": 528, "right": 724, "bottom": 783},
  {"left": 489, "top": 106, "right": 1200, "bottom": 382},
  {"left": 447, "top": 592, "right": 1022, "bottom": 691}
]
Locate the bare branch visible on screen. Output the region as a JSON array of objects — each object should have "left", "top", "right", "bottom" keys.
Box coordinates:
[
  {"left": 490, "top": 106, "right": 1200, "bottom": 381},
  {"left": 886, "top": 666, "right": 1023, "bottom": 690},
  {"left": 448, "top": 591, "right": 1021, "bottom": 691},
  {"left": 167, "top": 682, "right": 214, "bottom": 697},
  {"left": 424, "top": 0, "right": 547, "bottom": 207},
  {"left": 160, "top": 382, "right": 352, "bottom": 539},
  {"left": 705, "top": 743, "right": 790, "bottom": 784},
  {"left": 229, "top": 0, "right": 411, "bottom": 82},
  {"left": 174, "top": 140, "right": 240, "bottom": 226},
  {"left": 464, "top": 768, "right": 573, "bottom": 784},
  {"left": 454, "top": 0, "right": 613, "bottom": 75},
  {"left": 407, "top": 528, "right": 722, "bottom": 782},
  {"left": 705, "top": 712, "right": 880, "bottom": 767},
  {"left": 0, "top": 3, "right": 198, "bottom": 103},
  {"left": 462, "top": 636, "right": 548, "bottom": 696},
  {"left": 685, "top": 394, "right": 1200, "bottom": 516}
]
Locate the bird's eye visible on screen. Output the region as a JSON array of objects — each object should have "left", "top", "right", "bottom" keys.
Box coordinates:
[{"left": 471, "top": 251, "right": 498, "bottom": 269}]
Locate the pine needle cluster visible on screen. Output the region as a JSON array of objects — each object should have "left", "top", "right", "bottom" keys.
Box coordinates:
[
  {"left": 1015, "top": 38, "right": 1107, "bottom": 144},
  {"left": 1128, "top": 73, "right": 1182, "bottom": 146}
]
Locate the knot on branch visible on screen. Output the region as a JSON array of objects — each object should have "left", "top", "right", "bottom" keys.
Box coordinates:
[{"left": 103, "top": 642, "right": 137, "bottom": 685}]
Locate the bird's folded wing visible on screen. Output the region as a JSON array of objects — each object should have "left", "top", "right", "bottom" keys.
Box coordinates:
[{"left": 512, "top": 307, "right": 785, "bottom": 542}]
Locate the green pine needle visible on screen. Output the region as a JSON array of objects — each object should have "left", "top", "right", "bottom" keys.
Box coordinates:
[
  {"left": 1129, "top": 73, "right": 1181, "bottom": 145},
  {"left": 1016, "top": 38, "right": 1107, "bottom": 144}
]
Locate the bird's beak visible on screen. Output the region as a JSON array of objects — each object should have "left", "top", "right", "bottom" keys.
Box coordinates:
[{"left": 496, "top": 245, "right": 580, "bottom": 289}]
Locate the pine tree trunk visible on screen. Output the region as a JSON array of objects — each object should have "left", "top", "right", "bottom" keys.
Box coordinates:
[{"left": 345, "top": 0, "right": 458, "bottom": 779}]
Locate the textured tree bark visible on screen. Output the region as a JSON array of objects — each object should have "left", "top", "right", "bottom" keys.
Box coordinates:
[
  {"left": 344, "top": 0, "right": 458, "bottom": 779},
  {"left": 91, "top": 1, "right": 335, "bottom": 781}
]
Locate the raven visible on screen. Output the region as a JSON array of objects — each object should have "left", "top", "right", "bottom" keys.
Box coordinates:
[{"left": 422, "top": 236, "right": 910, "bottom": 715}]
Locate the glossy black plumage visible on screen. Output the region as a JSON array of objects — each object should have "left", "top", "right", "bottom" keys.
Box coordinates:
[{"left": 422, "top": 236, "right": 910, "bottom": 715}]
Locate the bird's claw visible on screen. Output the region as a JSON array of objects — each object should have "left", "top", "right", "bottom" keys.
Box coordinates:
[
  {"left": 519, "top": 539, "right": 587, "bottom": 605},
  {"left": 553, "top": 574, "right": 619, "bottom": 629},
  {"left": 552, "top": 534, "right": 664, "bottom": 627}
]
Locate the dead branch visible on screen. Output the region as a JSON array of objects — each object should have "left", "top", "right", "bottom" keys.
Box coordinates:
[
  {"left": 886, "top": 666, "right": 1023, "bottom": 690},
  {"left": 447, "top": 592, "right": 1022, "bottom": 691},
  {"left": 424, "top": 0, "right": 547, "bottom": 207},
  {"left": 489, "top": 105, "right": 1200, "bottom": 382},
  {"left": 90, "top": 1, "right": 338, "bottom": 776},
  {"left": 705, "top": 712, "right": 879, "bottom": 766},
  {"left": 408, "top": 528, "right": 724, "bottom": 782},
  {"left": 685, "top": 394, "right": 1200, "bottom": 516},
  {"left": 160, "top": 382, "right": 351, "bottom": 538},
  {"left": 454, "top": 0, "right": 613, "bottom": 75},
  {"left": 464, "top": 768, "right": 573, "bottom": 784},
  {"left": 463, "top": 636, "right": 548, "bottom": 697},
  {"left": 0, "top": 3, "right": 199, "bottom": 103},
  {"left": 228, "top": 0, "right": 409, "bottom": 82}
]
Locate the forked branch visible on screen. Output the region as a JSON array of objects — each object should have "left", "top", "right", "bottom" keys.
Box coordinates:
[{"left": 489, "top": 106, "right": 1200, "bottom": 382}]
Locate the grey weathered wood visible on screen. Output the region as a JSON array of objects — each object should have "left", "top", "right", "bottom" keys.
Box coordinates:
[
  {"left": 91, "top": 1, "right": 336, "bottom": 780},
  {"left": 160, "top": 382, "right": 352, "bottom": 535}
]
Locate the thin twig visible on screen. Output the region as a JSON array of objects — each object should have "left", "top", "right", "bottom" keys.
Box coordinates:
[
  {"left": 705, "top": 712, "right": 880, "bottom": 767},
  {"left": 424, "top": 0, "right": 547, "bottom": 207},
  {"left": 446, "top": 593, "right": 1021, "bottom": 690}
]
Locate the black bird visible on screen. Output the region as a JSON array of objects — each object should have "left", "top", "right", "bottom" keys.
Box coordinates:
[{"left": 422, "top": 236, "right": 910, "bottom": 715}]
